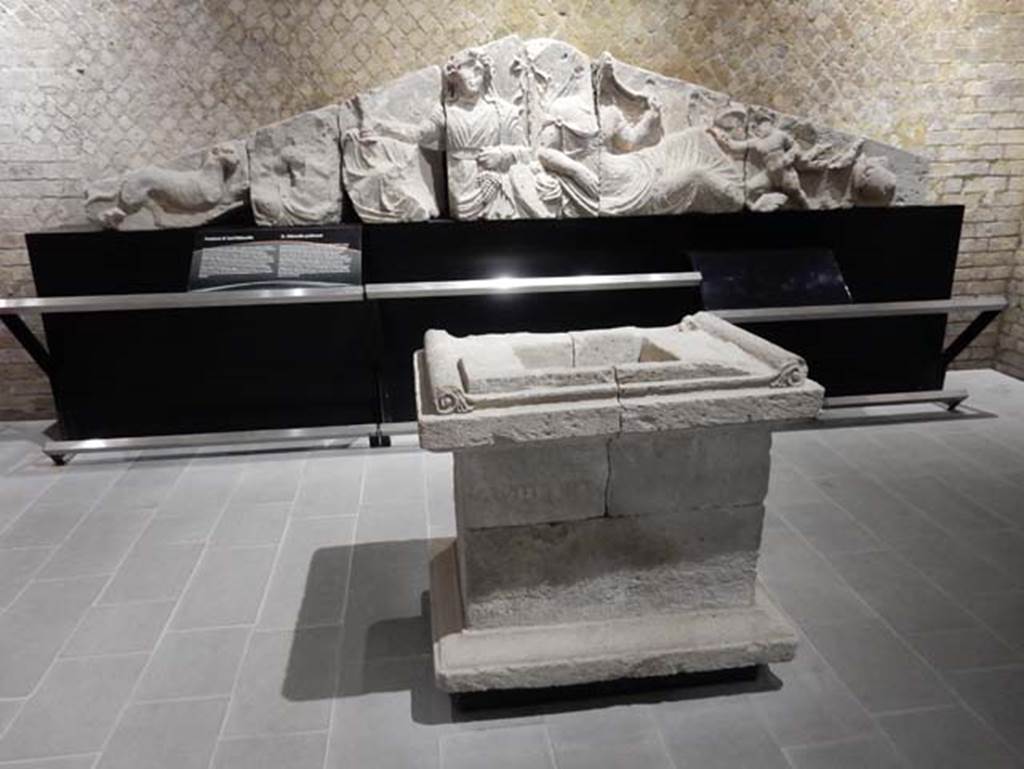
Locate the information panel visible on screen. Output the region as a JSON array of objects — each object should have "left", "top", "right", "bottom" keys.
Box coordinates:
[{"left": 190, "top": 226, "right": 362, "bottom": 290}]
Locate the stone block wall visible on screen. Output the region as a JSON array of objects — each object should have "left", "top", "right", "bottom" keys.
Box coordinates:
[{"left": 2, "top": 0, "right": 1023, "bottom": 418}]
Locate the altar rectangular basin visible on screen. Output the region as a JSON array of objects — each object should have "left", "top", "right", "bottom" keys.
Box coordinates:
[{"left": 417, "top": 312, "right": 824, "bottom": 691}]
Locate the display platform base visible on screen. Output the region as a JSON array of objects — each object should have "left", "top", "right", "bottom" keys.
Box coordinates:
[{"left": 429, "top": 542, "right": 798, "bottom": 693}]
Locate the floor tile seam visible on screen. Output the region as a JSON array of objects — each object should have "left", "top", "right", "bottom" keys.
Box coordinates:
[
  {"left": 774, "top": 434, "right": 862, "bottom": 479},
  {"left": 131, "top": 692, "right": 236, "bottom": 707},
  {"left": 0, "top": 543, "right": 56, "bottom": 553},
  {"left": 0, "top": 492, "right": 54, "bottom": 543},
  {"left": 92, "top": 592, "right": 205, "bottom": 609},
  {"left": 872, "top": 701, "right": 1024, "bottom": 764},
  {"left": 81, "top": 491, "right": 241, "bottom": 765},
  {"left": 798, "top": 466, "right": 952, "bottom": 544},
  {"left": 217, "top": 727, "right": 331, "bottom": 743},
  {"left": 868, "top": 702, "right": 958, "bottom": 719},
  {"left": 779, "top": 517, "right": 1024, "bottom": 762},
  {"left": 255, "top": 617, "right": 345, "bottom": 633},
  {"left": 871, "top": 469, "right": 1018, "bottom": 534},
  {"left": 541, "top": 722, "right": 559, "bottom": 769},
  {"left": 0, "top": 472, "right": 117, "bottom": 583},
  {"left": 0, "top": 500, "right": 161, "bottom": 742},
  {"left": 0, "top": 750, "right": 99, "bottom": 766},
  {"left": 881, "top": 546, "right": 1024, "bottom": 661},
  {"left": 285, "top": 512, "right": 359, "bottom": 523},
  {"left": 931, "top": 431, "right": 1024, "bottom": 480},
  {"left": 771, "top": 500, "right": 887, "bottom": 554},
  {"left": 779, "top": 728, "right": 899, "bottom": 754},
  {"left": 940, "top": 661, "right": 1024, "bottom": 675},
  {"left": 740, "top": 672, "right": 867, "bottom": 758},
  {"left": 201, "top": 508, "right": 297, "bottom": 769},
  {"left": 322, "top": 460, "right": 369, "bottom": 769},
  {"left": 646, "top": 709, "right": 683, "bottom": 769},
  {"left": 754, "top": 583, "right": 881, "bottom": 737}
]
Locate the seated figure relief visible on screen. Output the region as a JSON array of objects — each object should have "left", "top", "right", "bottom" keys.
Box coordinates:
[
  {"left": 339, "top": 66, "right": 445, "bottom": 223},
  {"left": 524, "top": 38, "right": 602, "bottom": 217},
  {"left": 249, "top": 106, "right": 342, "bottom": 226},
  {"left": 82, "top": 36, "right": 928, "bottom": 230},
  {"left": 441, "top": 44, "right": 561, "bottom": 220}
]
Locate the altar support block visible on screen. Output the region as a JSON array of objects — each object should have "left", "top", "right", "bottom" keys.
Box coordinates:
[{"left": 417, "top": 313, "right": 823, "bottom": 692}]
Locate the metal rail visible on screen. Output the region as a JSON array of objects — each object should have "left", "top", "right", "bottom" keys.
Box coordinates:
[
  {"left": 43, "top": 423, "right": 378, "bottom": 464},
  {"left": 364, "top": 272, "right": 704, "bottom": 300},
  {"left": 714, "top": 296, "right": 1007, "bottom": 323},
  {"left": 0, "top": 285, "right": 365, "bottom": 314}
]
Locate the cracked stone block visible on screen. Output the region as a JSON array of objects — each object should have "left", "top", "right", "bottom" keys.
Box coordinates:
[
  {"left": 248, "top": 105, "right": 342, "bottom": 226},
  {"left": 607, "top": 425, "right": 771, "bottom": 516},
  {"left": 460, "top": 504, "right": 764, "bottom": 629},
  {"left": 453, "top": 437, "right": 608, "bottom": 530},
  {"left": 84, "top": 140, "right": 249, "bottom": 230},
  {"left": 338, "top": 64, "right": 445, "bottom": 223}
]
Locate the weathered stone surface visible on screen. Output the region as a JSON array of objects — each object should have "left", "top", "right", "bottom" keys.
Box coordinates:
[
  {"left": 78, "top": 36, "right": 932, "bottom": 232},
  {"left": 618, "top": 384, "right": 824, "bottom": 433},
  {"left": 248, "top": 106, "right": 342, "bottom": 226},
  {"left": 442, "top": 35, "right": 601, "bottom": 220},
  {"left": 84, "top": 140, "right": 249, "bottom": 230},
  {"left": 724, "top": 104, "right": 928, "bottom": 211},
  {"left": 594, "top": 53, "right": 746, "bottom": 216},
  {"left": 418, "top": 313, "right": 820, "bottom": 690},
  {"left": 338, "top": 65, "right": 444, "bottom": 223},
  {"left": 571, "top": 327, "right": 643, "bottom": 366},
  {"left": 443, "top": 35, "right": 538, "bottom": 221},
  {"left": 459, "top": 505, "right": 763, "bottom": 629},
  {"left": 523, "top": 37, "right": 601, "bottom": 217},
  {"left": 453, "top": 438, "right": 608, "bottom": 530},
  {"left": 418, "top": 313, "right": 823, "bottom": 449},
  {"left": 859, "top": 139, "right": 928, "bottom": 206},
  {"left": 431, "top": 543, "right": 796, "bottom": 692},
  {"left": 608, "top": 426, "right": 771, "bottom": 516},
  {"left": 417, "top": 350, "right": 621, "bottom": 451}
]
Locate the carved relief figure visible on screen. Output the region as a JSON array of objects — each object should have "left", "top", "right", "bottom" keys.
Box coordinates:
[
  {"left": 85, "top": 142, "right": 248, "bottom": 230},
  {"left": 82, "top": 37, "right": 928, "bottom": 229},
  {"left": 714, "top": 110, "right": 811, "bottom": 212},
  {"left": 594, "top": 55, "right": 745, "bottom": 217},
  {"left": 249, "top": 106, "right": 342, "bottom": 226},
  {"left": 524, "top": 38, "right": 601, "bottom": 217},
  {"left": 339, "top": 66, "right": 445, "bottom": 223},
  {"left": 442, "top": 45, "right": 560, "bottom": 220},
  {"left": 852, "top": 154, "right": 897, "bottom": 206}
]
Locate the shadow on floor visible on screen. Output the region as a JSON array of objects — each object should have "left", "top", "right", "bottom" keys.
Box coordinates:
[{"left": 284, "top": 539, "right": 783, "bottom": 724}]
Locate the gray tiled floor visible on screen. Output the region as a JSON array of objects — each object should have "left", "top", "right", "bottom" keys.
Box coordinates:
[{"left": 0, "top": 369, "right": 1022, "bottom": 768}]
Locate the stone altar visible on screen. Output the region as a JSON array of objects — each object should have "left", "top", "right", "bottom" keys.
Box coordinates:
[{"left": 417, "top": 312, "right": 824, "bottom": 691}]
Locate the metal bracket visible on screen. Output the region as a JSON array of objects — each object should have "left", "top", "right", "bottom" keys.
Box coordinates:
[
  {"left": 1, "top": 314, "right": 54, "bottom": 378},
  {"left": 940, "top": 309, "right": 1003, "bottom": 370}
]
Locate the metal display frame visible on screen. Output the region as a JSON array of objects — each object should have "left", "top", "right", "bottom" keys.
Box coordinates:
[{"left": 0, "top": 271, "right": 1006, "bottom": 463}]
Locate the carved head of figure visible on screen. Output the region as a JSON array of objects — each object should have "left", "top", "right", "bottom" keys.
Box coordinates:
[
  {"left": 444, "top": 49, "right": 493, "bottom": 103},
  {"left": 852, "top": 154, "right": 897, "bottom": 206},
  {"left": 751, "top": 111, "right": 777, "bottom": 139},
  {"left": 208, "top": 143, "right": 241, "bottom": 174}
]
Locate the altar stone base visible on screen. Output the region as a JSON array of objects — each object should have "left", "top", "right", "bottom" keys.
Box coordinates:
[{"left": 429, "top": 542, "right": 797, "bottom": 692}]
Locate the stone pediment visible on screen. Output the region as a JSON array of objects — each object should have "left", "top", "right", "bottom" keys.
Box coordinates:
[{"left": 84, "top": 35, "right": 928, "bottom": 230}]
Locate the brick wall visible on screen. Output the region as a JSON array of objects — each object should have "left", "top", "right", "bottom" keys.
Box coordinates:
[
  {"left": 997, "top": 220, "right": 1024, "bottom": 377},
  {"left": 1, "top": 0, "right": 1023, "bottom": 418}
]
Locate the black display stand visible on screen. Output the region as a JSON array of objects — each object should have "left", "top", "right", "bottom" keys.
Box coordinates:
[{"left": 15, "top": 206, "right": 981, "bottom": 451}]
